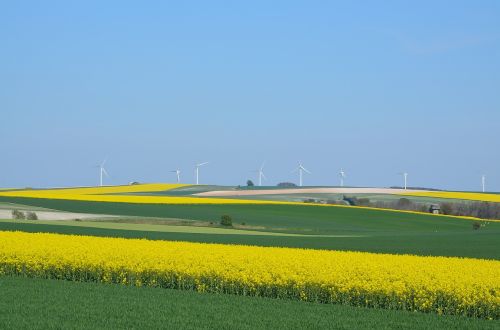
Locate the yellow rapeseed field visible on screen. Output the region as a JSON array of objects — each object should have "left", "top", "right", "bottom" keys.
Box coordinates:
[
  {"left": 402, "top": 191, "right": 500, "bottom": 203},
  {"left": 0, "top": 183, "right": 186, "bottom": 197},
  {"left": 0, "top": 190, "right": 289, "bottom": 205},
  {"left": 0, "top": 183, "right": 288, "bottom": 205},
  {"left": 0, "top": 231, "right": 498, "bottom": 319}
]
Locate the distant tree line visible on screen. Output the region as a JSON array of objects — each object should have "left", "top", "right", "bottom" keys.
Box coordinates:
[
  {"left": 277, "top": 182, "right": 297, "bottom": 188},
  {"left": 439, "top": 201, "right": 500, "bottom": 220},
  {"left": 309, "top": 197, "right": 500, "bottom": 220}
]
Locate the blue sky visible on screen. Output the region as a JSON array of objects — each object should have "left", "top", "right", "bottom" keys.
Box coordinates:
[{"left": 1, "top": 1, "right": 499, "bottom": 191}]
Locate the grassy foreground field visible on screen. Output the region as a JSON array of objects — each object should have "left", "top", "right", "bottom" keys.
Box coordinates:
[{"left": 0, "top": 276, "right": 497, "bottom": 329}]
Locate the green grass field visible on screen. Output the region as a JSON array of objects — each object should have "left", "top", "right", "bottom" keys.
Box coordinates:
[
  {"left": 1, "top": 276, "right": 497, "bottom": 329},
  {"left": 0, "top": 196, "right": 498, "bottom": 259},
  {"left": 0, "top": 196, "right": 488, "bottom": 236}
]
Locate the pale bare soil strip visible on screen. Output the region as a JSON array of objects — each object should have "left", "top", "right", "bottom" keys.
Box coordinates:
[{"left": 195, "top": 188, "right": 425, "bottom": 197}]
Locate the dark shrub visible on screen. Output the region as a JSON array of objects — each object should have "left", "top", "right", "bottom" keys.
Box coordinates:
[
  {"left": 220, "top": 215, "right": 233, "bottom": 227},
  {"left": 26, "top": 212, "right": 38, "bottom": 220},
  {"left": 12, "top": 210, "right": 25, "bottom": 220}
]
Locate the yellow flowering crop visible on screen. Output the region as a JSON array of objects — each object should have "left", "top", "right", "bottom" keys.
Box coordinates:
[
  {"left": 0, "top": 183, "right": 288, "bottom": 205},
  {"left": 0, "top": 191, "right": 290, "bottom": 205},
  {"left": 0, "top": 231, "right": 498, "bottom": 319},
  {"left": 402, "top": 191, "right": 500, "bottom": 203},
  {"left": 0, "top": 183, "right": 186, "bottom": 197}
]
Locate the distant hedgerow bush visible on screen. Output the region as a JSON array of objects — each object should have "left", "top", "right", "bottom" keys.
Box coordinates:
[
  {"left": 220, "top": 215, "right": 233, "bottom": 227},
  {"left": 26, "top": 212, "right": 38, "bottom": 220},
  {"left": 11, "top": 210, "right": 25, "bottom": 220}
]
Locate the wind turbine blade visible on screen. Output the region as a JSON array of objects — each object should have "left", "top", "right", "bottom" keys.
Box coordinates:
[
  {"left": 302, "top": 167, "right": 311, "bottom": 174},
  {"left": 260, "top": 161, "right": 266, "bottom": 171},
  {"left": 102, "top": 168, "right": 109, "bottom": 177},
  {"left": 197, "top": 162, "right": 209, "bottom": 167},
  {"left": 261, "top": 172, "right": 267, "bottom": 180}
]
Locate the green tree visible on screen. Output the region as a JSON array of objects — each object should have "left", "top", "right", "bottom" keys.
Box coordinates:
[
  {"left": 26, "top": 212, "right": 38, "bottom": 220},
  {"left": 12, "top": 210, "right": 25, "bottom": 220},
  {"left": 220, "top": 215, "right": 233, "bottom": 227}
]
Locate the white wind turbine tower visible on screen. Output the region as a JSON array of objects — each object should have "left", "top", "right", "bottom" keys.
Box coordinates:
[
  {"left": 292, "top": 162, "right": 311, "bottom": 187},
  {"left": 98, "top": 160, "right": 109, "bottom": 187},
  {"left": 399, "top": 172, "right": 408, "bottom": 190},
  {"left": 339, "top": 168, "right": 346, "bottom": 187},
  {"left": 481, "top": 174, "right": 486, "bottom": 193},
  {"left": 255, "top": 162, "right": 267, "bottom": 186},
  {"left": 195, "top": 162, "right": 209, "bottom": 185},
  {"left": 171, "top": 169, "right": 181, "bottom": 183}
]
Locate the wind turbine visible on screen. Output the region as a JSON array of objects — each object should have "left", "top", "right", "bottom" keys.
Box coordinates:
[
  {"left": 255, "top": 162, "right": 267, "bottom": 186},
  {"left": 292, "top": 162, "right": 311, "bottom": 187},
  {"left": 98, "top": 160, "right": 109, "bottom": 187},
  {"left": 399, "top": 172, "right": 408, "bottom": 190},
  {"left": 339, "top": 168, "right": 346, "bottom": 187},
  {"left": 171, "top": 169, "right": 181, "bottom": 183},
  {"left": 481, "top": 174, "right": 486, "bottom": 193},
  {"left": 195, "top": 162, "right": 209, "bottom": 184}
]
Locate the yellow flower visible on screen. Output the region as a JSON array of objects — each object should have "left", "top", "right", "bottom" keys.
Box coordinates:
[{"left": 0, "top": 231, "right": 498, "bottom": 319}]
